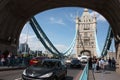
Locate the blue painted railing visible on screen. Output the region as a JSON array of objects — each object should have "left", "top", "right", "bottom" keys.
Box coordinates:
[{"left": 79, "top": 63, "right": 89, "bottom": 80}]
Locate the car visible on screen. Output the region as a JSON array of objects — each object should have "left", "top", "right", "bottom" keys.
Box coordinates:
[
  {"left": 65, "top": 59, "right": 71, "bottom": 64},
  {"left": 80, "top": 56, "right": 88, "bottom": 63},
  {"left": 29, "top": 56, "right": 48, "bottom": 65},
  {"left": 22, "top": 59, "right": 67, "bottom": 80},
  {"left": 70, "top": 59, "right": 82, "bottom": 68}
]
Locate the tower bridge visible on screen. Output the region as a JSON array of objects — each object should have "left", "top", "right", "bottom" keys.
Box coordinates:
[
  {"left": 0, "top": 0, "right": 120, "bottom": 74},
  {"left": 75, "top": 8, "right": 97, "bottom": 57}
]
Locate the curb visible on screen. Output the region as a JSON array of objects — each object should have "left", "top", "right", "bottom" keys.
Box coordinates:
[{"left": 0, "top": 67, "right": 26, "bottom": 71}]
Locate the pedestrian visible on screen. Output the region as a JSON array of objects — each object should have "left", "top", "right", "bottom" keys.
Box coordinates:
[
  {"left": 111, "top": 57, "right": 116, "bottom": 68},
  {"left": 88, "top": 57, "right": 92, "bottom": 69},
  {"left": 92, "top": 56, "right": 97, "bottom": 72},
  {"left": 96, "top": 58, "right": 100, "bottom": 72},
  {"left": 99, "top": 57, "right": 105, "bottom": 72},
  {"left": 7, "top": 52, "right": 11, "bottom": 67},
  {"left": 108, "top": 57, "right": 112, "bottom": 68},
  {"left": 1, "top": 55, "right": 5, "bottom": 66}
]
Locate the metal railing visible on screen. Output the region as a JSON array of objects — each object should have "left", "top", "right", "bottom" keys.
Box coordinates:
[{"left": 79, "top": 63, "right": 89, "bottom": 80}]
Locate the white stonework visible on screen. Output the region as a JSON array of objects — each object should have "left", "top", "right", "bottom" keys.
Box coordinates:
[{"left": 75, "top": 8, "right": 97, "bottom": 57}]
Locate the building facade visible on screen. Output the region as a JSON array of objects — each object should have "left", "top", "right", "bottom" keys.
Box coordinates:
[
  {"left": 18, "top": 43, "right": 30, "bottom": 53},
  {"left": 76, "top": 8, "right": 97, "bottom": 57},
  {"left": 106, "top": 51, "right": 116, "bottom": 59}
]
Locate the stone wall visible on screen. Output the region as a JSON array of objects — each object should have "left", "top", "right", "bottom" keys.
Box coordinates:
[
  {"left": 0, "top": 43, "right": 17, "bottom": 54},
  {"left": 116, "top": 43, "right": 120, "bottom": 74}
]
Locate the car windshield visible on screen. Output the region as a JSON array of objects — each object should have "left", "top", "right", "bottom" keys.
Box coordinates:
[
  {"left": 33, "top": 60, "right": 60, "bottom": 68},
  {"left": 71, "top": 59, "right": 80, "bottom": 63},
  {"left": 81, "top": 57, "right": 87, "bottom": 59}
]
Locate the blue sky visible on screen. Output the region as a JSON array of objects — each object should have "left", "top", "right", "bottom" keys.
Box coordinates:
[{"left": 19, "top": 7, "right": 113, "bottom": 56}]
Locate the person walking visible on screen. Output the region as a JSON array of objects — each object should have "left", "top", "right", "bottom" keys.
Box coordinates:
[
  {"left": 108, "top": 57, "right": 112, "bottom": 68},
  {"left": 99, "top": 58, "right": 105, "bottom": 72},
  {"left": 111, "top": 57, "right": 116, "bottom": 69},
  {"left": 88, "top": 57, "right": 92, "bottom": 69},
  {"left": 92, "top": 56, "right": 97, "bottom": 72},
  {"left": 1, "top": 55, "right": 5, "bottom": 66},
  {"left": 96, "top": 58, "right": 100, "bottom": 72}
]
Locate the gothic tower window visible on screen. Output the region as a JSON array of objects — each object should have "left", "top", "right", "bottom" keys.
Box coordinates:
[
  {"left": 84, "top": 32, "right": 88, "bottom": 37},
  {"left": 84, "top": 39, "right": 89, "bottom": 45}
]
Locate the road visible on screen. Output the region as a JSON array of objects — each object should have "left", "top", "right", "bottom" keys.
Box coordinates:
[
  {"left": 0, "top": 70, "right": 22, "bottom": 80},
  {"left": 0, "top": 65, "right": 85, "bottom": 80}
]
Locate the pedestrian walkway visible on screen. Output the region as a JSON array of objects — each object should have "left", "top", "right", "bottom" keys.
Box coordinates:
[
  {"left": 94, "top": 71, "right": 120, "bottom": 80},
  {"left": 88, "top": 69, "right": 120, "bottom": 80},
  {"left": 0, "top": 66, "right": 25, "bottom": 71}
]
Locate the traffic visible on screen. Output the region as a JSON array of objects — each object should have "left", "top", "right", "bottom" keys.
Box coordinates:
[
  {"left": 21, "top": 57, "right": 87, "bottom": 80},
  {"left": 0, "top": 56, "right": 87, "bottom": 80}
]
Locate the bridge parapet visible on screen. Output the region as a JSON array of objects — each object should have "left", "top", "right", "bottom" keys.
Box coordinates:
[{"left": 79, "top": 63, "right": 89, "bottom": 80}]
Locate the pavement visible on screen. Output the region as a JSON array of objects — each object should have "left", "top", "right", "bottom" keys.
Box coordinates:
[
  {"left": 94, "top": 71, "right": 120, "bottom": 80},
  {"left": 0, "top": 66, "right": 26, "bottom": 71},
  {"left": 88, "top": 68, "right": 120, "bottom": 80}
]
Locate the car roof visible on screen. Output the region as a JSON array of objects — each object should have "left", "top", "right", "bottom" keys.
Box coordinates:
[{"left": 81, "top": 55, "right": 88, "bottom": 57}]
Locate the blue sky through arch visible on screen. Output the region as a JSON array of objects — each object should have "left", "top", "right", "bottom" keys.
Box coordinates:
[{"left": 20, "top": 7, "right": 110, "bottom": 56}]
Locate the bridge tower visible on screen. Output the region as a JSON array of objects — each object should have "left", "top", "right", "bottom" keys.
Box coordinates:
[{"left": 76, "top": 8, "right": 97, "bottom": 57}]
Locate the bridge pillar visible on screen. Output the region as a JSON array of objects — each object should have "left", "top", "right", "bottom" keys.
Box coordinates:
[{"left": 116, "top": 42, "right": 120, "bottom": 74}]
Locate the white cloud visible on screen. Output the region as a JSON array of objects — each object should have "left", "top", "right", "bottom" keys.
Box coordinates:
[
  {"left": 28, "top": 39, "right": 44, "bottom": 51},
  {"left": 55, "top": 44, "right": 67, "bottom": 52},
  {"left": 65, "top": 11, "right": 107, "bottom": 23},
  {"left": 20, "top": 33, "right": 68, "bottom": 52},
  {"left": 49, "top": 17, "right": 65, "bottom": 25},
  {"left": 19, "top": 33, "right": 36, "bottom": 43},
  {"left": 19, "top": 33, "right": 28, "bottom": 43},
  {"left": 65, "top": 13, "right": 76, "bottom": 23},
  {"left": 90, "top": 11, "right": 107, "bottom": 22},
  {"left": 19, "top": 33, "right": 44, "bottom": 50},
  {"left": 70, "top": 13, "right": 75, "bottom": 19}
]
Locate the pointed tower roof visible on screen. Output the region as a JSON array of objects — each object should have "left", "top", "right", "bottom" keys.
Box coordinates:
[
  {"left": 84, "top": 8, "right": 88, "bottom": 12},
  {"left": 80, "top": 8, "right": 93, "bottom": 22}
]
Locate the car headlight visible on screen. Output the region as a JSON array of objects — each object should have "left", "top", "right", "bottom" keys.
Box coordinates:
[
  {"left": 23, "top": 70, "right": 26, "bottom": 75},
  {"left": 39, "top": 72, "right": 53, "bottom": 78}
]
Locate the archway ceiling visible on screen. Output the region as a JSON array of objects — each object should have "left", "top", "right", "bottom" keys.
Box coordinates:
[{"left": 0, "top": 0, "right": 120, "bottom": 46}]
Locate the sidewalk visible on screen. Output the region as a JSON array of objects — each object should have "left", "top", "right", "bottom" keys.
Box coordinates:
[
  {"left": 94, "top": 70, "right": 120, "bottom": 80},
  {"left": 88, "top": 68, "right": 120, "bottom": 80},
  {"left": 0, "top": 66, "right": 26, "bottom": 71}
]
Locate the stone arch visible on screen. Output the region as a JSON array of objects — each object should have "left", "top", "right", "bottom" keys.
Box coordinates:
[
  {"left": 80, "top": 50, "right": 91, "bottom": 56},
  {"left": 0, "top": 0, "right": 120, "bottom": 54}
]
